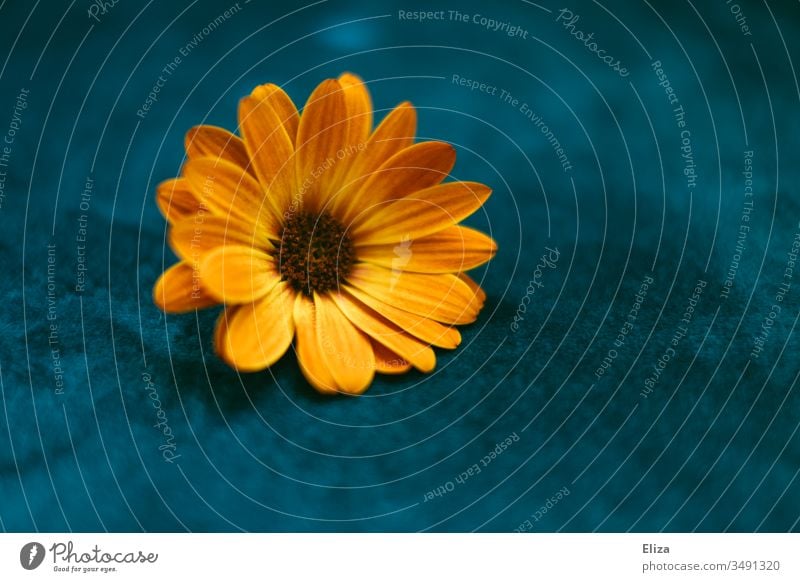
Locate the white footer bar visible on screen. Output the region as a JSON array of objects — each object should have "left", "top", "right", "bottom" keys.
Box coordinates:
[{"left": 1, "top": 534, "right": 796, "bottom": 581}]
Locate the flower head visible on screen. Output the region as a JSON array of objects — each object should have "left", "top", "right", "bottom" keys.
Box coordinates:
[{"left": 154, "top": 74, "right": 496, "bottom": 394}]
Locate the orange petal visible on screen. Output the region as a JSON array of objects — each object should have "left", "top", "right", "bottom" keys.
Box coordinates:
[
  {"left": 347, "top": 264, "right": 482, "bottom": 325},
  {"left": 332, "top": 291, "right": 435, "bottom": 372},
  {"left": 348, "top": 101, "right": 416, "bottom": 180},
  {"left": 238, "top": 94, "right": 297, "bottom": 219},
  {"left": 184, "top": 125, "right": 251, "bottom": 170},
  {"left": 217, "top": 282, "right": 295, "bottom": 372},
  {"left": 214, "top": 307, "right": 235, "bottom": 362},
  {"left": 344, "top": 284, "right": 461, "bottom": 348},
  {"left": 156, "top": 178, "right": 204, "bottom": 223},
  {"left": 371, "top": 340, "right": 412, "bottom": 374},
  {"left": 153, "top": 262, "right": 218, "bottom": 313},
  {"left": 199, "top": 245, "right": 279, "bottom": 304},
  {"left": 250, "top": 84, "right": 300, "bottom": 143},
  {"left": 338, "top": 73, "right": 373, "bottom": 148},
  {"left": 351, "top": 141, "right": 455, "bottom": 213},
  {"left": 357, "top": 225, "right": 497, "bottom": 274},
  {"left": 293, "top": 294, "right": 338, "bottom": 394},
  {"left": 333, "top": 102, "right": 418, "bottom": 223},
  {"left": 458, "top": 272, "right": 487, "bottom": 303},
  {"left": 168, "top": 215, "right": 267, "bottom": 262},
  {"left": 295, "top": 79, "right": 349, "bottom": 213},
  {"left": 353, "top": 181, "right": 491, "bottom": 245},
  {"left": 183, "top": 157, "right": 279, "bottom": 237},
  {"left": 314, "top": 293, "right": 375, "bottom": 394}
]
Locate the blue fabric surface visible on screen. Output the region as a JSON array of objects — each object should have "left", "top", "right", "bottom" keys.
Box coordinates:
[{"left": 1, "top": 0, "right": 799, "bottom": 531}]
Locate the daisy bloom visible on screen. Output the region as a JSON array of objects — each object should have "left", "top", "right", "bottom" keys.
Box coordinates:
[{"left": 154, "top": 73, "right": 496, "bottom": 395}]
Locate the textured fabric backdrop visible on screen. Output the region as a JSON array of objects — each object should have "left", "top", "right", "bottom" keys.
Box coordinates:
[{"left": 1, "top": 0, "right": 799, "bottom": 531}]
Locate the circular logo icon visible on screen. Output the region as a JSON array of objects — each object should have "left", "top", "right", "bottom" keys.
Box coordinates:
[{"left": 20, "top": 542, "right": 45, "bottom": 570}]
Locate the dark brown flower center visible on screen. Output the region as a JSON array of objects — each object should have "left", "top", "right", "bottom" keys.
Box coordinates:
[{"left": 273, "top": 212, "right": 355, "bottom": 296}]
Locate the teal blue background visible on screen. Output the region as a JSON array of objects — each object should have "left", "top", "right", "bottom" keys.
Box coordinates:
[{"left": 1, "top": 0, "right": 799, "bottom": 531}]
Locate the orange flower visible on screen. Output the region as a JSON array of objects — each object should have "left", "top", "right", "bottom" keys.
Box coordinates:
[{"left": 154, "top": 74, "right": 496, "bottom": 394}]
